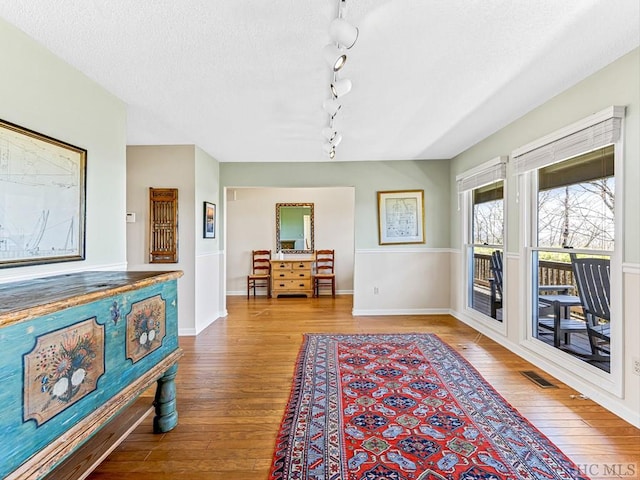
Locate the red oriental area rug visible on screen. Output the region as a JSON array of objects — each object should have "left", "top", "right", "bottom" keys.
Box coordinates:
[{"left": 268, "top": 333, "right": 589, "bottom": 480}]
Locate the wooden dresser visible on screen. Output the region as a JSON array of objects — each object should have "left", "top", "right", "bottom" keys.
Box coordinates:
[{"left": 271, "top": 258, "right": 314, "bottom": 298}]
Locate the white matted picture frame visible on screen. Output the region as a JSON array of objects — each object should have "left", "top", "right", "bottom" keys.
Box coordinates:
[
  {"left": 377, "top": 189, "right": 425, "bottom": 245},
  {"left": 0, "top": 118, "right": 87, "bottom": 268}
]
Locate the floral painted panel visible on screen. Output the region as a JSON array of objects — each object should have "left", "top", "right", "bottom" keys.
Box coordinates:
[
  {"left": 23, "top": 318, "right": 105, "bottom": 426},
  {"left": 126, "top": 294, "right": 166, "bottom": 363}
]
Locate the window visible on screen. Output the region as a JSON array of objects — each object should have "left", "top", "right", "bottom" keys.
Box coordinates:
[
  {"left": 532, "top": 147, "right": 613, "bottom": 372},
  {"left": 537, "top": 148, "right": 614, "bottom": 251},
  {"left": 458, "top": 158, "right": 506, "bottom": 325},
  {"left": 513, "top": 106, "right": 624, "bottom": 380}
]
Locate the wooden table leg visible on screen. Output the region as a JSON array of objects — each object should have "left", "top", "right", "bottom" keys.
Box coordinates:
[
  {"left": 553, "top": 301, "right": 561, "bottom": 348},
  {"left": 153, "top": 363, "right": 179, "bottom": 433}
]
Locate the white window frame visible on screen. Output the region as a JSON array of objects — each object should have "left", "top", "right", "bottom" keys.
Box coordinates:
[
  {"left": 457, "top": 156, "right": 508, "bottom": 335},
  {"left": 515, "top": 106, "right": 625, "bottom": 397}
]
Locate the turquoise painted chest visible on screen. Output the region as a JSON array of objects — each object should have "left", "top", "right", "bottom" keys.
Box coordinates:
[{"left": 0, "top": 270, "right": 183, "bottom": 479}]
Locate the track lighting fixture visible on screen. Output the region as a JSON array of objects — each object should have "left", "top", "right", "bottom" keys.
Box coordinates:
[
  {"left": 331, "top": 78, "right": 352, "bottom": 98},
  {"left": 329, "top": 18, "right": 359, "bottom": 49},
  {"left": 329, "top": 132, "right": 343, "bottom": 147},
  {"left": 322, "top": 127, "right": 337, "bottom": 141},
  {"left": 322, "top": 0, "right": 358, "bottom": 159},
  {"left": 323, "top": 44, "right": 347, "bottom": 72},
  {"left": 322, "top": 98, "right": 341, "bottom": 117},
  {"left": 322, "top": 142, "right": 336, "bottom": 158}
]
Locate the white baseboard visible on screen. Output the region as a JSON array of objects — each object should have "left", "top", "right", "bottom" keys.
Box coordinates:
[
  {"left": 353, "top": 308, "right": 450, "bottom": 316},
  {"left": 228, "top": 290, "right": 353, "bottom": 296}
]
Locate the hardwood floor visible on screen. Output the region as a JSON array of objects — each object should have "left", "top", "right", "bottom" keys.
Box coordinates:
[{"left": 88, "top": 295, "right": 640, "bottom": 480}]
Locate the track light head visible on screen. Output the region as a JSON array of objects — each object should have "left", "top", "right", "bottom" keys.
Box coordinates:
[
  {"left": 322, "top": 98, "right": 342, "bottom": 116},
  {"left": 323, "top": 44, "right": 347, "bottom": 72},
  {"left": 322, "top": 127, "right": 337, "bottom": 141},
  {"left": 331, "top": 78, "right": 352, "bottom": 98},
  {"left": 329, "top": 18, "right": 359, "bottom": 49},
  {"left": 322, "top": 142, "right": 336, "bottom": 159}
]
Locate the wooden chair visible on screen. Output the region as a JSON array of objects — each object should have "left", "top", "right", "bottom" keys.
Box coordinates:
[
  {"left": 247, "top": 250, "right": 271, "bottom": 298},
  {"left": 314, "top": 249, "right": 335, "bottom": 297},
  {"left": 571, "top": 256, "right": 611, "bottom": 361}
]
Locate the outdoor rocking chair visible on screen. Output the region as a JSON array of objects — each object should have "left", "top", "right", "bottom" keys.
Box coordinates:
[
  {"left": 570, "top": 256, "right": 611, "bottom": 362},
  {"left": 488, "top": 250, "right": 503, "bottom": 320}
]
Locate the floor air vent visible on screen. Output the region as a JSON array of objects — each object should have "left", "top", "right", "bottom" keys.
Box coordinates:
[{"left": 520, "top": 370, "right": 558, "bottom": 388}]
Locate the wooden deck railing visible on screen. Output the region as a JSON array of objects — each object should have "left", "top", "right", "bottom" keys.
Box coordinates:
[
  {"left": 473, "top": 253, "right": 576, "bottom": 293},
  {"left": 474, "top": 253, "right": 493, "bottom": 288},
  {"left": 538, "top": 259, "right": 575, "bottom": 293}
]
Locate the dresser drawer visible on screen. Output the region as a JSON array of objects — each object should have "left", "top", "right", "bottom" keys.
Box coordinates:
[
  {"left": 273, "top": 270, "right": 310, "bottom": 280},
  {"left": 273, "top": 279, "right": 312, "bottom": 290},
  {"left": 292, "top": 261, "right": 312, "bottom": 270},
  {"left": 272, "top": 262, "right": 291, "bottom": 271}
]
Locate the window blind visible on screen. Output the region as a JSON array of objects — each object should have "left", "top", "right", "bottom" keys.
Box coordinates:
[
  {"left": 457, "top": 159, "right": 506, "bottom": 193},
  {"left": 513, "top": 112, "right": 622, "bottom": 175},
  {"left": 473, "top": 182, "right": 504, "bottom": 205},
  {"left": 538, "top": 145, "right": 614, "bottom": 191}
]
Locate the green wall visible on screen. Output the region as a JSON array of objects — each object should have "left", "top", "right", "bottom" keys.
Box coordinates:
[
  {"left": 0, "top": 18, "right": 127, "bottom": 281},
  {"left": 450, "top": 48, "right": 640, "bottom": 262},
  {"left": 221, "top": 160, "right": 451, "bottom": 249}
]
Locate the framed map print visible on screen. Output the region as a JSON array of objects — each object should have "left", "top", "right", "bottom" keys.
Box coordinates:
[
  {"left": 377, "top": 190, "right": 425, "bottom": 245},
  {"left": 0, "top": 118, "right": 86, "bottom": 268}
]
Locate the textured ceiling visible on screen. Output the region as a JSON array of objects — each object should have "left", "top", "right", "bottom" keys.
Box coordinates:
[{"left": 1, "top": 1, "right": 638, "bottom": 163}]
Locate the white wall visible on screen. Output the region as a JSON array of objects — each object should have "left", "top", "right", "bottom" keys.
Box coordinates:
[
  {"left": 126, "top": 145, "right": 223, "bottom": 335},
  {"left": 0, "top": 19, "right": 127, "bottom": 283},
  {"left": 126, "top": 145, "right": 196, "bottom": 334},
  {"left": 194, "top": 146, "right": 224, "bottom": 333},
  {"left": 353, "top": 249, "right": 452, "bottom": 315},
  {"left": 225, "top": 187, "right": 355, "bottom": 295}
]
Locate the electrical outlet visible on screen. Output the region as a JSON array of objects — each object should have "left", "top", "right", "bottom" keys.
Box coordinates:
[
  {"left": 373, "top": 286, "right": 379, "bottom": 295},
  {"left": 633, "top": 357, "right": 640, "bottom": 376}
]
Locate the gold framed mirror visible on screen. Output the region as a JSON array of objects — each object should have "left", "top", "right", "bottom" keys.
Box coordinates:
[{"left": 276, "top": 203, "right": 314, "bottom": 253}]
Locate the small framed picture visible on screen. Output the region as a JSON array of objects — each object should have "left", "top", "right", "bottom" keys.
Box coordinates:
[
  {"left": 203, "top": 201, "right": 216, "bottom": 238},
  {"left": 377, "top": 190, "right": 425, "bottom": 245}
]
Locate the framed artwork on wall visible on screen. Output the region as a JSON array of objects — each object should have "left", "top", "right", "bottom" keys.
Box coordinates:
[
  {"left": 0, "top": 118, "right": 87, "bottom": 268},
  {"left": 203, "top": 201, "right": 216, "bottom": 239},
  {"left": 377, "top": 189, "right": 425, "bottom": 245}
]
